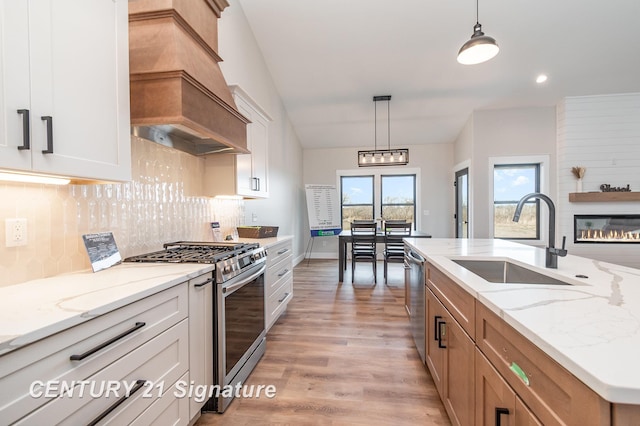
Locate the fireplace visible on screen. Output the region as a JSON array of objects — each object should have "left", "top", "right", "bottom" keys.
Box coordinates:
[{"left": 574, "top": 215, "right": 640, "bottom": 243}]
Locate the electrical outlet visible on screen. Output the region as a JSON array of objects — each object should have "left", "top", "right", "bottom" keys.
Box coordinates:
[
  {"left": 252, "top": 213, "right": 258, "bottom": 222},
  {"left": 6, "top": 218, "right": 28, "bottom": 247}
]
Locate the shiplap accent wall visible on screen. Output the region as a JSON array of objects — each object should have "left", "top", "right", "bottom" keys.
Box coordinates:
[{"left": 557, "top": 93, "right": 640, "bottom": 268}]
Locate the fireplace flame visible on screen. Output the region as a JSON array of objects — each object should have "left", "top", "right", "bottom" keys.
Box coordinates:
[{"left": 580, "top": 229, "right": 640, "bottom": 241}]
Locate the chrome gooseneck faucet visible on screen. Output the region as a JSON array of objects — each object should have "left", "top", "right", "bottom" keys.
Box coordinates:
[{"left": 512, "top": 193, "right": 567, "bottom": 268}]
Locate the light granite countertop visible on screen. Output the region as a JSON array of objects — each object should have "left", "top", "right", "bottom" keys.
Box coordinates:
[
  {"left": 0, "top": 262, "right": 214, "bottom": 356},
  {"left": 404, "top": 238, "right": 640, "bottom": 405}
]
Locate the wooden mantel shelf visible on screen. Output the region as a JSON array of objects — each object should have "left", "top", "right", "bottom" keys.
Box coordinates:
[{"left": 569, "top": 192, "right": 640, "bottom": 202}]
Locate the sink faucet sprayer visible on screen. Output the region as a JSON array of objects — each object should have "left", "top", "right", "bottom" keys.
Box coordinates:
[{"left": 512, "top": 193, "right": 567, "bottom": 268}]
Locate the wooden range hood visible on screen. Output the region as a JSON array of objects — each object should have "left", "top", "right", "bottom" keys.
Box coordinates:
[{"left": 129, "top": 0, "right": 249, "bottom": 155}]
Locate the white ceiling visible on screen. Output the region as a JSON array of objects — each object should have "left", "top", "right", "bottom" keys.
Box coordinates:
[{"left": 237, "top": 0, "right": 640, "bottom": 150}]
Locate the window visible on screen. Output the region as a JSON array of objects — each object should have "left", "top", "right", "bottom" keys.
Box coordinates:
[
  {"left": 381, "top": 175, "right": 416, "bottom": 224},
  {"left": 340, "top": 171, "right": 417, "bottom": 230},
  {"left": 341, "top": 175, "right": 374, "bottom": 230},
  {"left": 493, "top": 164, "right": 540, "bottom": 239}
]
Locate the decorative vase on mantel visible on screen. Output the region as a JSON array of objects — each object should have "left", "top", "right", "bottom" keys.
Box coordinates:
[{"left": 576, "top": 179, "right": 583, "bottom": 193}]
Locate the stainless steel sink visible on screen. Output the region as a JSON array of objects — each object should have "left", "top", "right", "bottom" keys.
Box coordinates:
[{"left": 451, "top": 259, "right": 572, "bottom": 285}]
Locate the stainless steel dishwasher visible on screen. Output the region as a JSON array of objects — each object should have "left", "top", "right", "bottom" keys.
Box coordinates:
[{"left": 405, "top": 248, "right": 426, "bottom": 363}]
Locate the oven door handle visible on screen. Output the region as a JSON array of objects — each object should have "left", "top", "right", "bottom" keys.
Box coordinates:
[{"left": 222, "top": 264, "right": 267, "bottom": 296}]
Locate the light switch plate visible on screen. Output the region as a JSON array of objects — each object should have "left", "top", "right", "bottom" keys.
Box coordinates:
[{"left": 5, "top": 218, "right": 28, "bottom": 247}]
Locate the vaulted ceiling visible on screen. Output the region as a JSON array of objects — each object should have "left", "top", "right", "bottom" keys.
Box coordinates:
[{"left": 237, "top": 0, "right": 640, "bottom": 149}]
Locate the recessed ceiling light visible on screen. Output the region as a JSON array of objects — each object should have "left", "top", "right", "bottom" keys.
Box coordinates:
[{"left": 536, "top": 74, "right": 548, "bottom": 84}]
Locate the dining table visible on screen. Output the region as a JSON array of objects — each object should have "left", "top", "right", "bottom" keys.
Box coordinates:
[{"left": 338, "top": 229, "right": 431, "bottom": 282}]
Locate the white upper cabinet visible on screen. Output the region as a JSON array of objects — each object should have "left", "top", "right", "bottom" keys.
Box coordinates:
[
  {"left": 0, "top": 0, "right": 131, "bottom": 182},
  {"left": 204, "top": 85, "right": 271, "bottom": 198}
]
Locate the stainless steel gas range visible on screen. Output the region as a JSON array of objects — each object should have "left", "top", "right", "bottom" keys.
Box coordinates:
[{"left": 126, "top": 241, "right": 267, "bottom": 413}]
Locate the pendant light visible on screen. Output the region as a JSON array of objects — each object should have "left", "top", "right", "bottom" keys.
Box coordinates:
[
  {"left": 358, "top": 96, "right": 409, "bottom": 167},
  {"left": 457, "top": 0, "right": 499, "bottom": 65}
]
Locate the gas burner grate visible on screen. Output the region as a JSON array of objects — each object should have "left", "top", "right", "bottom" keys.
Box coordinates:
[{"left": 125, "top": 241, "right": 259, "bottom": 264}]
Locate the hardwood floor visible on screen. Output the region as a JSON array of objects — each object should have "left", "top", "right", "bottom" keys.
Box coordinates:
[{"left": 196, "top": 260, "right": 450, "bottom": 425}]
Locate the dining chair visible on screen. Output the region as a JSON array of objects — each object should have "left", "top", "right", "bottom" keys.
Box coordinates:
[
  {"left": 383, "top": 222, "right": 412, "bottom": 283},
  {"left": 350, "top": 221, "right": 378, "bottom": 283}
]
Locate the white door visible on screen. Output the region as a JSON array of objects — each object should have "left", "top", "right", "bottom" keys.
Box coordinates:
[
  {"left": 0, "top": 1, "right": 33, "bottom": 171},
  {"left": 29, "top": 0, "right": 130, "bottom": 181},
  {"left": 234, "top": 97, "right": 254, "bottom": 195},
  {"left": 250, "top": 113, "right": 269, "bottom": 196}
]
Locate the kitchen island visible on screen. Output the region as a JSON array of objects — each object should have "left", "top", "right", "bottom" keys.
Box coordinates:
[{"left": 405, "top": 238, "right": 640, "bottom": 424}]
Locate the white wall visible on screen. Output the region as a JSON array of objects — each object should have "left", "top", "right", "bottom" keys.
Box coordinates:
[
  {"left": 302, "top": 143, "right": 453, "bottom": 258},
  {"left": 468, "top": 107, "right": 557, "bottom": 239},
  {"left": 454, "top": 115, "right": 473, "bottom": 165},
  {"left": 218, "top": 1, "right": 306, "bottom": 260},
  {"left": 557, "top": 93, "right": 640, "bottom": 267}
]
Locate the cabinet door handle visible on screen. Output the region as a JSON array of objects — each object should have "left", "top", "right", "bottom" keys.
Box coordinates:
[
  {"left": 495, "top": 407, "right": 510, "bottom": 426},
  {"left": 70, "top": 322, "right": 146, "bottom": 361},
  {"left": 194, "top": 277, "right": 214, "bottom": 288},
  {"left": 251, "top": 177, "right": 259, "bottom": 191},
  {"left": 434, "top": 315, "right": 442, "bottom": 341},
  {"left": 87, "top": 379, "right": 146, "bottom": 426},
  {"left": 17, "top": 109, "right": 30, "bottom": 150},
  {"left": 278, "top": 268, "right": 289, "bottom": 278},
  {"left": 277, "top": 248, "right": 289, "bottom": 255},
  {"left": 41, "top": 116, "right": 53, "bottom": 154},
  {"left": 437, "top": 320, "right": 447, "bottom": 349},
  {"left": 278, "top": 292, "right": 290, "bottom": 303}
]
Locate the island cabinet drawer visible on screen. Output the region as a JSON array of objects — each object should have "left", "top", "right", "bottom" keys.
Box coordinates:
[
  {"left": 17, "top": 319, "right": 189, "bottom": 425},
  {"left": 475, "top": 302, "right": 610, "bottom": 426},
  {"left": 426, "top": 262, "right": 475, "bottom": 340},
  {"left": 267, "top": 240, "right": 293, "bottom": 267},
  {"left": 0, "top": 283, "right": 188, "bottom": 425}
]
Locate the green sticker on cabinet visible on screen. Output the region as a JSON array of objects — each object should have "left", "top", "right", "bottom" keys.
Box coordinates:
[{"left": 510, "top": 362, "right": 530, "bottom": 386}]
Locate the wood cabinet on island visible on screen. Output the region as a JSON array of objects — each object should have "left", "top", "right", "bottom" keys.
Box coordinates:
[{"left": 404, "top": 238, "right": 640, "bottom": 426}]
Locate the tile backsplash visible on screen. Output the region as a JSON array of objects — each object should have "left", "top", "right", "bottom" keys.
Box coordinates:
[{"left": 0, "top": 136, "right": 244, "bottom": 287}]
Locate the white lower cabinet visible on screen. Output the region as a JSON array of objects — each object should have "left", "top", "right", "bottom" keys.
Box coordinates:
[
  {"left": 187, "top": 272, "right": 214, "bottom": 421},
  {"left": 0, "top": 283, "right": 189, "bottom": 425},
  {"left": 265, "top": 239, "right": 293, "bottom": 331},
  {"left": 18, "top": 320, "right": 189, "bottom": 425},
  {"left": 131, "top": 371, "right": 190, "bottom": 426}
]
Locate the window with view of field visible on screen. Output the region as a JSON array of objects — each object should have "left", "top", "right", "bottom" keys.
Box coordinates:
[
  {"left": 340, "top": 173, "right": 416, "bottom": 231},
  {"left": 381, "top": 175, "right": 415, "bottom": 225},
  {"left": 341, "top": 176, "right": 374, "bottom": 230},
  {"left": 493, "top": 164, "right": 540, "bottom": 239}
]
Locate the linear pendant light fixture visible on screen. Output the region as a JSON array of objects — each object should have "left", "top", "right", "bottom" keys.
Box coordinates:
[
  {"left": 457, "top": 0, "right": 499, "bottom": 65},
  {"left": 358, "top": 95, "right": 409, "bottom": 167}
]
